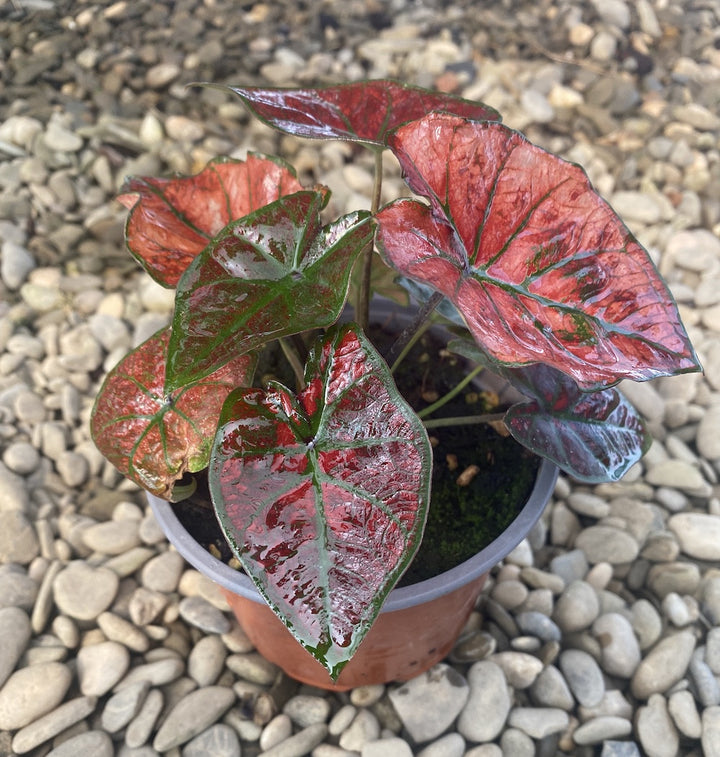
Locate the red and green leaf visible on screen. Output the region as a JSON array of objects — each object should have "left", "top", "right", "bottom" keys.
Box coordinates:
[
  {"left": 209, "top": 324, "right": 432, "bottom": 678},
  {"left": 118, "top": 154, "right": 304, "bottom": 287},
  {"left": 165, "top": 190, "right": 374, "bottom": 393},
  {"left": 90, "top": 328, "right": 256, "bottom": 500},
  {"left": 376, "top": 113, "right": 701, "bottom": 390},
  {"left": 226, "top": 80, "right": 500, "bottom": 146}
]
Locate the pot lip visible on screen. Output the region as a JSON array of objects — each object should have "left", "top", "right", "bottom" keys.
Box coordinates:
[{"left": 147, "top": 456, "right": 558, "bottom": 612}]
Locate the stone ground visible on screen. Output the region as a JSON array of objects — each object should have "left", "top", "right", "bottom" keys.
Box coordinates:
[{"left": 1, "top": 0, "right": 720, "bottom": 755}]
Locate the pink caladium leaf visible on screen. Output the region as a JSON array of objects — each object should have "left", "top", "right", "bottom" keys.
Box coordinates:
[
  {"left": 165, "top": 190, "right": 373, "bottom": 393},
  {"left": 118, "top": 154, "right": 304, "bottom": 287},
  {"left": 209, "top": 324, "right": 432, "bottom": 679},
  {"left": 376, "top": 113, "right": 701, "bottom": 390},
  {"left": 225, "top": 80, "right": 500, "bottom": 145},
  {"left": 90, "top": 328, "right": 256, "bottom": 500}
]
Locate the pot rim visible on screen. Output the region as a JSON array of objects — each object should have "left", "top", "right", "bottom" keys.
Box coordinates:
[{"left": 147, "top": 456, "right": 557, "bottom": 612}]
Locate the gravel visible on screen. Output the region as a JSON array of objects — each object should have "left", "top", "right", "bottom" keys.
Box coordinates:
[{"left": 1, "top": 0, "right": 719, "bottom": 754}]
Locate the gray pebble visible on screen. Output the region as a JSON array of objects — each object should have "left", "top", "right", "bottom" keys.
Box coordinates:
[
  {"left": 389, "top": 664, "right": 469, "bottom": 743},
  {"left": 101, "top": 681, "right": 149, "bottom": 733},
  {"left": 689, "top": 655, "right": 720, "bottom": 706},
  {"left": 188, "top": 634, "right": 227, "bottom": 687},
  {"left": 636, "top": 694, "right": 679, "bottom": 757},
  {"left": 0, "top": 461, "right": 30, "bottom": 512},
  {"left": 515, "top": 611, "right": 561, "bottom": 642},
  {"left": 2, "top": 441, "right": 40, "bottom": 475},
  {"left": 260, "top": 713, "right": 293, "bottom": 751},
  {"left": 182, "top": 723, "right": 241, "bottom": 757},
  {"left": 668, "top": 690, "right": 702, "bottom": 739},
  {"left": 549, "top": 549, "right": 588, "bottom": 585},
  {"left": 153, "top": 685, "right": 235, "bottom": 751},
  {"left": 283, "top": 694, "right": 332, "bottom": 728},
  {"left": 491, "top": 651, "right": 543, "bottom": 689},
  {"left": 599, "top": 740, "right": 641, "bottom": 757},
  {"left": 115, "top": 656, "right": 184, "bottom": 690},
  {"left": 668, "top": 512, "right": 720, "bottom": 560},
  {"left": 53, "top": 561, "right": 119, "bottom": 621},
  {"left": 81, "top": 519, "right": 141, "bottom": 555},
  {"left": 507, "top": 706, "right": 569, "bottom": 739},
  {"left": 1, "top": 240, "right": 35, "bottom": 290},
  {"left": 45, "top": 731, "right": 113, "bottom": 757},
  {"left": 78, "top": 640, "right": 131, "bottom": 696},
  {"left": 97, "top": 611, "right": 150, "bottom": 653},
  {"left": 559, "top": 649, "right": 605, "bottom": 707},
  {"left": 702, "top": 706, "right": 720, "bottom": 757},
  {"left": 125, "top": 687, "right": 164, "bottom": 748},
  {"left": 0, "top": 564, "right": 37, "bottom": 610},
  {"left": 630, "top": 599, "right": 663, "bottom": 650},
  {"left": 258, "top": 723, "right": 328, "bottom": 757},
  {"left": 631, "top": 631, "right": 696, "bottom": 699},
  {"left": 529, "top": 664, "right": 574, "bottom": 710},
  {"left": 11, "top": 695, "right": 96, "bottom": 754},
  {"left": 141, "top": 550, "right": 185, "bottom": 592},
  {"left": 573, "top": 716, "right": 632, "bottom": 745},
  {"left": 414, "top": 733, "right": 465, "bottom": 757},
  {"left": 0, "top": 606, "right": 31, "bottom": 687},
  {"left": 0, "top": 511, "right": 39, "bottom": 564},
  {"left": 226, "top": 652, "right": 278, "bottom": 685},
  {"left": 0, "top": 661, "right": 71, "bottom": 730},
  {"left": 592, "top": 613, "right": 641, "bottom": 678},
  {"left": 179, "top": 595, "right": 231, "bottom": 634},
  {"left": 338, "top": 708, "right": 380, "bottom": 751},
  {"left": 499, "top": 727, "right": 534, "bottom": 757},
  {"left": 457, "top": 661, "right": 510, "bottom": 742},
  {"left": 128, "top": 586, "right": 168, "bottom": 626},
  {"left": 364, "top": 737, "right": 414, "bottom": 756},
  {"left": 553, "top": 580, "right": 600, "bottom": 632},
  {"left": 575, "top": 525, "right": 639, "bottom": 564}
]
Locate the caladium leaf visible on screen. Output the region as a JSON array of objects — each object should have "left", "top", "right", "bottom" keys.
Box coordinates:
[
  {"left": 118, "top": 154, "right": 304, "bottom": 287},
  {"left": 504, "top": 371, "right": 651, "bottom": 483},
  {"left": 90, "top": 328, "right": 256, "bottom": 500},
  {"left": 376, "top": 113, "right": 701, "bottom": 390},
  {"left": 166, "top": 190, "right": 374, "bottom": 393},
  {"left": 225, "top": 80, "right": 500, "bottom": 146},
  {"left": 209, "top": 324, "right": 432, "bottom": 679}
]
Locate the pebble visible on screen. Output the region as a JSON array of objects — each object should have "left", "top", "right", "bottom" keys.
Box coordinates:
[
  {"left": 52, "top": 561, "right": 119, "bottom": 621},
  {"left": 529, "top": 664, "right": 574, "bottom": 710},
  {"left": 0, "top": 511, "right": 39, "bottom": 564},
  {"left": 636, "top": 694, "right": 679, "bottom": 757},
  {"left": 363, "top": 737, "right": 413, "bottom": 756},
  {"left": 0, "top": 661, "right": 71, "bottom": 730},
  {"left": 226, "top": 652, "right": 278, "bottom": 685},
  {"left": 668, "top": 690, "right": 702, "bottom": 739},
  {"left": 631, "top": 631, "right": 696, "bottom": 699},
  {"left": 97, "top": 611, "right": 150, "bottom": 653},
  {"left": 10, "top": 695, "right": 96, "bottom": 754},
  {"left": 182, "top": 723, "right": 241, "bottom": 757},
  {"left": 338, "top": 709, "right": 380, "bottom": 751},
  {"left": 284, "top": 695, "right": 332, "bottom": 728},
  {"left": 668, "top": 513, "right": 720, "bottom": 560},
  {"left": 100, "top": 680, "right": 149, "bottom": 733},
  {"left": 553, "top": 580, "right": 600, "bottom": 632},
  {"left": 178, "top": 596, "right": 231, "bottom": 634},
  {"left": 491, "top": 651, "right": 543, "bottom": 689},
  {"left": 559, "top": 649, "right": 605, "bottom": 707},
  {"left": 77, "top": 640, "right": 131, "bottom": 696},
  {"left": 702, "top": 707, "right": 720, "bottom": 757},
  {"left": 573, "top": 716, "right": 633, "bottom": 745},
  {"left": 125, "top": 687, "right": 164, "bottom": 748},
  {"left": 388, "top": 664, "right": 469, "bottom": 743},
  {"left": 0, "top": 606, "right": 31, "bottom": 687},
  {"left": 152, "top": 685, "right": 235, "bottom": 751},
  {"left": 187, "top": 634, "right": 227, "bottom": 686},
  {"left": 45, "top": 731, "right": 113, "bottom": 757},
  {"left": 592, "top": 613, "right": 641, "bottom": 678},
  {"left": 574, "top": 526, "right": 639, "bottom": 565},
  {"left": 415, "top": 733, "right": 465, "bottom": 757},
  {"left": 456, "top": 661, "right": 510, "bottom": 741},
  {"left": 258, "top": 723, "right": 328, "bottom": 757},
  {"left": 507, "top": 706, "right": 569, "bottom": 738}
]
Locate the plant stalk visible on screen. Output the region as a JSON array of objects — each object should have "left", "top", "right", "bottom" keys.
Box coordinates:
[
  {"left": 387, "top": 290, "right": 444, "bottom": 371},
  {"left": 356, "top": 148, "right": 385, "bottom": 332},
  {"left": 417, "top": 364, "right": 485, "bottom": 419},
  {"left": 422, "top": 412, "right": 505, "bottom": 429},
  {"left": 279, "top": 337, "right": 306, "bottom": 390}
]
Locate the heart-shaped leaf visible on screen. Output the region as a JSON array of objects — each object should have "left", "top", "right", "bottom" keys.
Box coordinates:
[
  {"left": 118, "top": 154, "right": 304, "bottom": 287},
  {"left": 504, "top": 371, "right": 650, "bottom": 482},
  {"left": 376, "top": 113, "right": 701, "bottom": 390},
  {"left": 209, "top": 323, "right": 432, "bottom": 678},
  {"left": 166, "top": 190, "right": 374, "bottom": 392},
  {"left": 90, "top": 328, "right": 256, "bottom": 500},
  {"left": 225, "top": 80, "right": 500, "bottom": 145},
  {"left": 446, "top": 337, "right": 650, "bottom": 482}
]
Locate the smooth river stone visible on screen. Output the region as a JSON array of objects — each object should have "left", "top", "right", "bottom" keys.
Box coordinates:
[
  {"left": 52, "top": 561, "right": 119, "bottom": 620},
  {"left": 0, "top": 606, "right": 31, "bottom": 687},
  {"left": 10, "top": 696, "right": 96, "bottom": 754},
  {"left": 668, "top": 513, "right": 720, "bottom": 561},
  {"left": 631, "top": 631, "right": 696, "bottom": 699},
  {"left": 456, "top": 661, "right": 511, "bottom": 742},
  {"left": 77, "top": 640, "right": 130, "bottom": 696},
  {"left": 0, "top": 661, "right": 72, "bottom": 730}
]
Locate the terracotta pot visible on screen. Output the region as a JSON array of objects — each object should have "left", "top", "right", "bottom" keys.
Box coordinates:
[{"left": 147, "top": 457, "right": 557, "bottom": 690}]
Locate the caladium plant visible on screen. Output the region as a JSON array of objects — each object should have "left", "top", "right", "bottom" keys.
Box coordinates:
[{"left": 91, "top": 79, "right": 701, "bottom": 679}]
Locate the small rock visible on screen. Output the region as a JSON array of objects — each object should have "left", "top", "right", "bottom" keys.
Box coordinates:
[
  {"left": 97, "top": 611, "right": 150, "bottom": 653},
  {"left": 53, "top": 562, "right": 119, "bottom": 621},
  {"left": 260, "top": 713, "right": 293, "bottom": 751},
  {"left": 631, "top": 631, "right": 696, "bottom": 699},
  {"left": 0, "top": 607, "right": 31, "bottom": 687},
  {"left": 179, "top": 596, "right": 231, "bottom": 634},
  {"left": 258, "top": 723, "right": 328, "bottom": 756},
  {"left": 668, "top": 690, "right": 702, "bottom": 739},
  {"left": 338, "top": 708, "right": 380, "bottom": 751},
  {"left": 636, "top": 694, "right": 679, "bottom": 757},
  {"left": 81, "top": 519, "right": 141, "bottom": 555},
  {"left": 10, "top": 696, "right": 97, "bottom": 755},
  {"left": 457, "top": 661, "right": 510, "bottom": 742},
  {"left": 100, "top": 681, "right": 149, "bottom": 733},
  {"left": 559, "top": 649, "right": 605, "bottom": 707},
  {"left": 499, "top": 727, "right": 534, "bottom": 757},
  {"left": 515, "top": 611, "right": 561, "bottom": 642},
  {"left": 668, "top": 513, "right": 720, "bottom": 560},
  {"left": 1, "top": 240, "right": 35, "bottom": 290},
  {"left": 188, "top": 634, "right": 227, "bottom": 687},
  {"left": 553, "top": 580, "right": 600, "bottom": 632},
  {"left": 0, "top": 511, "right": 39, "bottom": 564},
  {"left": 141, "top": 550, "right": 185, "bottom": 592},
  {"left": 529, "top": 664, "right": 574, "bottom": 710},
  {"left": 575, "top": 526, "right": 639, "bottom": 564},
  {"left": 0, "top": 661, "right": 72, "bottom": 730},
  {"left": 182, "top": 723, "right": 241, "bottom": 757},
  {"left": 45, "top": 731, "right": 113, "bottom": 757},
  {"left": 702, "top": 706, "right": 720, "bottom": 757},
  {"left": 115, "top": 656, "right": 184, "bottom": 690},
  {"left": 507, "top": 707, "right": 569, "bottom": 739},
  {"left": 389, "top": 664, "right": 469, "bottom": 743},
  {"left": 125, "top": 687, "right": 164, "bottom": 748},
  {"left": 491, "top": 651, "right": 543, "bottom": 689},
  {"left": 364, "top": 736, "right": 413, "bottom": 757},
  {"left": 146, "top": 62, "right": 181, "bottom": 89},
  {"left": 592, "top": 613, "right": 641, "bottom": 678},
  {"left": 283, "top": 695, "right": 332, "bottom": 728},
  {"left": 226, "top": 652, "right": 278, "bottom": 685},
  {"left": 153, "top": 686, "right": 235, "bottom": 751},
  {"left": 77, "top": 640, "right": 130, "bottom": 696},
  {"left": 415, "top": 733, "right": 465, "bottom": 757},
  {"left": 573, "top": 716, "right": 633, "bottom": 745},
  {"left": 697, "top": 405, "right": 720, "bottom": 460}
]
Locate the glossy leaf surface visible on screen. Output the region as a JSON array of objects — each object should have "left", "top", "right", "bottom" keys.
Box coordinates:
[
  {"left": 226, "top": 80, "right": 500, "bottom": 145},
  {"left": 504, "top": 367, "right": 650, "bottom": 482},
  {"left": 90, "top": 329, "right": 256, "bottom": 500},
  {"left": 118, "top": 154, "right": 303, "bottom": 287},
  {"left": 376, "top": 114, "right": 701, "bottom": 389},
  {"left": 166, "top": 190, "right": 373, "bottom": 392},
  {"left": 209, "top": 324, "right": 432, "bottom": 678}
]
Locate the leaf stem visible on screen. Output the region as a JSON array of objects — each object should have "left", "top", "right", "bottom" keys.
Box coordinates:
[
  {"left": 387, "top": 290, "right": 444, "bottom": 371},
  {"left": 356, "top": 148, "right": 384, "bottom": 332},
  {"left": 279, "top": 338, "right": 306, "bottom": 390},
  {"left": 417, "top": 364, "right": 485, "bottom": 419},
  {"left": 422, "top": 412, "right": 505, "bottom": 429}
]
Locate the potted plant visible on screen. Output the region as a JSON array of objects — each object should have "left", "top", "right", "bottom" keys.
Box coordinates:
[{"left": 90, "top": 80, "right": 700, "bottom": 688}]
